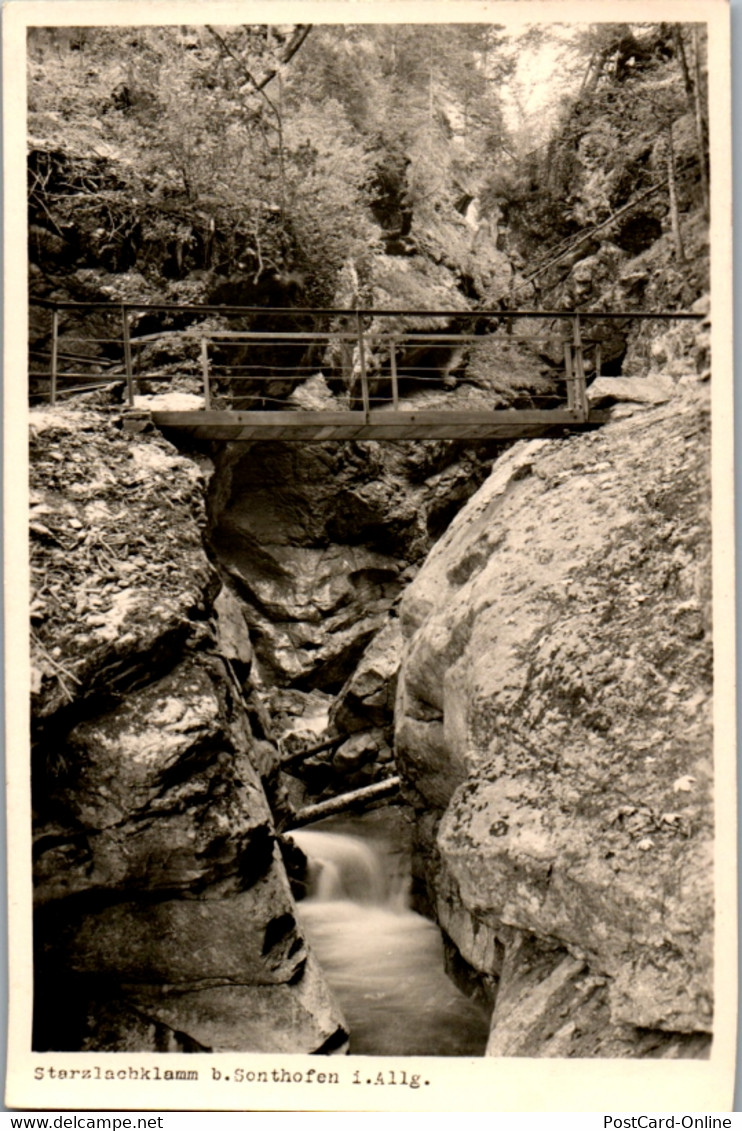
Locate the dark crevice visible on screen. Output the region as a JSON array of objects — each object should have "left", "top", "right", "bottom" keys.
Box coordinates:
[
  {"left": 287, "top": 958, "right": 308, "bottom": 986},
  {"left": 262, "top": 912, "right": 296, "bottom": 956},
  {"left": 312, "top": 1026, "right": 350, "bottom": 1055}
]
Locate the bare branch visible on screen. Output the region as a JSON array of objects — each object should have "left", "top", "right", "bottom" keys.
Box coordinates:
[
  {"left": 205, "top": 25, "right": 281, "bottom": 125},
  {"left": 205, "top": 25, "right": 289, "bottom": 221},
  {"left": 255, "top": 24, "right": 313, "bottom": 90}
]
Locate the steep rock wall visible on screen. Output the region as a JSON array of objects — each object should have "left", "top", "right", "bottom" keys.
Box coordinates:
[
  {"left": 394, "top": 371, "right": 712, "bottom": 1058},
  {"left": 30, "top": 396, "right": 346, "bottom": 1053},
  {"left": 206, "top": 437, "right": 502, "bottom": 693}
]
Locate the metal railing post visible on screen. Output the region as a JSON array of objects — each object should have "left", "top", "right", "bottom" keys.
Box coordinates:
[
  {"left": 594, "top": 343, "right": 602, "bottom": 382},
  {"left": 389, "top": 335, "right": 399, "bottom": 409},
  {"left": 356, "top": 312, "right": 370, "bottom": 421},
  {"left": 50, "top": 307, "right": 59, "bottom": 405},
  {"left": 201, "top": 337, "right": 211, "bottom": 410},
  {"left": 122, "top": 305, "right": 134, "bottom": 407},
  {"left": 563, "top": 341, "right": 575, "bottom": 410},
  {"left": 572, "top": 314, "right": 588, "bottom": 420}
]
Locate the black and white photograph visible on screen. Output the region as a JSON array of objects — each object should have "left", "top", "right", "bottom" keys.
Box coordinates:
[{"left": 3, "top": 0, "right": 736, "bottom": 1112}]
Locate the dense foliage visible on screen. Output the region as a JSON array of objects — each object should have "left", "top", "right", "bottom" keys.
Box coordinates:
[
  {"left": 482, "top": 23, "right": 708, "bottom": 268},
  {"left": 28, "top": 24, "right": 510, "bottom": 305},
  {"left": 28, "top": 21, "right": 708, "bottom": 312}
]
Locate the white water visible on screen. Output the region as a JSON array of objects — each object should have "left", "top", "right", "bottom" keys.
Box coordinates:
[{"left": 291, "top": 809, "right": 491, "bottom": 1056}]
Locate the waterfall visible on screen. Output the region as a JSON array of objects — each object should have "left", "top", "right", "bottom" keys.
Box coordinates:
[
  {"left": 290, "top": 810, "right": 491, "bottom": 1057},
  {"left": 290, "top": 829, "right": 391, "bottom": 905}
]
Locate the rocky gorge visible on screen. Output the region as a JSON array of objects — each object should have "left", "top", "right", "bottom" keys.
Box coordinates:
[
  {"left": 24, "top": 19, "right": 719, "bottom": 1065},
  {"left": 29, "top": 298, "right": 714, "bottom": 1059}
]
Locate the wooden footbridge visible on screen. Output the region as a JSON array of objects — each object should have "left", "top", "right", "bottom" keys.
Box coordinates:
[{"left": 30, "top": 300, "right": 704, "bottom": 442}]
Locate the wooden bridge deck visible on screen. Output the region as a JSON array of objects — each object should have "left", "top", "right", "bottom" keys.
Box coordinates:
[
  {"left": 31, "top": 300, "right": 702, "bottom": 443},
  {"left": 150, "top": 406, "right": 611, "bottom": 442}
]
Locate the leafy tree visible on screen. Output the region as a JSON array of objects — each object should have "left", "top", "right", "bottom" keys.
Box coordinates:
[
  {"left": 480, "top": 22, "right": 708, "bottom": 269},
  {"left": 28, "top": 22, "right": 518, "bottom": 307}
]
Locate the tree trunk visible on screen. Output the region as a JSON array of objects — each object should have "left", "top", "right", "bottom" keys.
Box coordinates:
[
  {"left": 666, "top": 122, "right": 685, "bottom": 262},
  {"left": 256, "top": 25, "right": 312, "bottom": 92},
  {"left": 672, "top": 24, "right": 709, "bottom": 221},
  {"left": 691, "top": 26, "right": 710, "bottom": 220},
  {"left": 672, "top": 23, "right": 693, "bottom": 98}
]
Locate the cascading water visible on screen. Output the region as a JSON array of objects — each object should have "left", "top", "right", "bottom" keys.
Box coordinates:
[{"left": 290, "top": 807, "right": 491, "bottom": 1056}]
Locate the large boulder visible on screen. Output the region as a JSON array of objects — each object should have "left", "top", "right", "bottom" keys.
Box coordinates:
[
  {"left": 34, "top": 650, "right": 348, "bottom": 1055},
  {"left": 39, "top": 841, "right": 347, "bottom": 1054},
  {"left": 217, "top": 542, "right": 402, "bottom": 688},
  {"left": 330, "top": 617, "right": 403, "bottom": 734},
  {"left": 395, "top": 378, "right": 712, "bottom": 1056},
  {"left": 30, "top": 407, "right": 217, "bottom": 721},
  {"left": 33, "top": 656, "right": 276, "bottom": 903}
]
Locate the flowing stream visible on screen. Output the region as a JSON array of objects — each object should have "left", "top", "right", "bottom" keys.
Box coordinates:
[{"left": 291, "top": 806, "right": 491, "bottom": 1056}]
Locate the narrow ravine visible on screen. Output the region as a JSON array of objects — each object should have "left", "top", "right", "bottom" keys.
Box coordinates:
[
  {"left": 28, "top": 308, "right": 714, "bottom": 1058},
  {"left": 25, "top": 17, "right": 717, "bottom": 1073},
  {"left": 289, "top": 808, "right": 491, "bottom": 1057}
]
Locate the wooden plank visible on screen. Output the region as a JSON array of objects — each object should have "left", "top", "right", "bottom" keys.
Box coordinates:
[
  {"left": 156, "top": 417, "right": 581, "bottom": 434},
  {"left": 152, "top": 408, "right": 610, "bottom": 443},
  {"left": 165, "top": 422, "right": 607, "bottom": 442},
  {"left": 152, "top": 408, "right": 586, "bottom": 428},
  {"left": 184, "top": 410, "right": 365, "bottom": 425}
]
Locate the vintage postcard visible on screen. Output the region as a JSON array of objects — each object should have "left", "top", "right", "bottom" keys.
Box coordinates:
[{"left": 2, "top": 0, "right": 736, "bottom": 1112}]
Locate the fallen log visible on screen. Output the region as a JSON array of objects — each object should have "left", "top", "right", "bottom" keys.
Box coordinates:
[
  {"left": 288, "top": 776, "right": 402, "bottom": 829},
  {"left": 279, "top": 732, "right": 348, "bottom": 773}
]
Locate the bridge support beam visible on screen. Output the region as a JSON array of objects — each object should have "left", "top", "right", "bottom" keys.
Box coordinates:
[{"left": 149, "top": 407, "right": 610, "bottom": 442}]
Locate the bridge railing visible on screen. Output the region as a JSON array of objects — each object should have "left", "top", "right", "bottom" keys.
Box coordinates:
[
  {"left": 198, "top": 323, "right": 599, "bottom": 418},
  {"left": 29, "top": 300, "right": 705, "bottom": 422}
]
